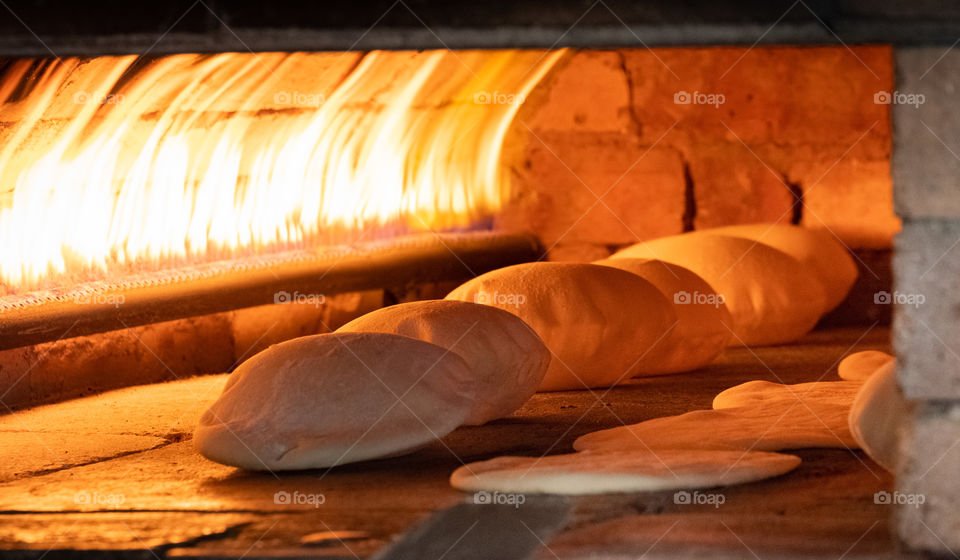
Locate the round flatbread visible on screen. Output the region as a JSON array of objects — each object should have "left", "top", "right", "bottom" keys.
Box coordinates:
[
  {"left": 709, "top": 223, "right": 857, "bottom": 312},
  {"left": 195, "top": 332, "right": 476, "bottom": 470},
  {"left": 611, "top": 232, "right": 827, "bottom": 346},
  {"left": 837, "top": 350, "right": 894, "bottom": 382},
  {"left": 337, "top": 300, "right": 550, "bottom": 425},
  {"left": 849, "top": 361, "right": 903, "bottom": 472},
  {"left": 594, "top": 258, "right": 731, "bottom": 374},
  {"left": 574, "top": 402, "right": 857, "bottom": 453},
  {"left": 713, "top": 380, "right": 861, "bottom": 410},
  {"left": 450, "top": 449, "right": 801, "bottom": 495},
  {"left": 445, "top": 262, "right": 676, "bottom": 391}
]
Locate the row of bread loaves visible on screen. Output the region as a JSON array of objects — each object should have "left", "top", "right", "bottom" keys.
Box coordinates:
[{"left": 195, "top": 224, "right": 858, "bottom": 470}]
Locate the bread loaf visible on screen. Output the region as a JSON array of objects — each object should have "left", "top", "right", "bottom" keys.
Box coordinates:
[
  {"left": 612, "top": 232, "right": 827, "bottom": 346},
  {"left": 337, "top": 300, "right": 550, "bottom": 425},
  {"left": 195, "top": 332, "right": 476, "bottom": 470},
  {"left": 710, "top": 223, "right": 857, "bottom": 312},
  {"left": 594, "top": 258, "right": 731, "bottom": 374},
  {"left": 445, "top": 262, "right": 676, "bottom": 391}
]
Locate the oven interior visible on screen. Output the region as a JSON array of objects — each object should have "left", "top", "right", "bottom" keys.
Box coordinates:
[{"left": 1, "top": 2, "right": 951, "bottom": 558}]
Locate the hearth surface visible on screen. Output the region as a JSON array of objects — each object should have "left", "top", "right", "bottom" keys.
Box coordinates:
[{"left": 0, "top": 327, "right": 903, "bottom": 559}]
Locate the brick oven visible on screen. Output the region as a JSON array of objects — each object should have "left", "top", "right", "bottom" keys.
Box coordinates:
[{"left": 0, "top": 1, "right": 956, "bottom": 558}]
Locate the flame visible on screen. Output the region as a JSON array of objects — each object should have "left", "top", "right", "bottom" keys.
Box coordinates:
[{"left": 0, "top": 50, "right": 564, "bottom": 292}]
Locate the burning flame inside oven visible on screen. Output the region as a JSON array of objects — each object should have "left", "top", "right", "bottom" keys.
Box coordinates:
[{"left": 0, "top": 49, "right": 564, "bottom": 293}]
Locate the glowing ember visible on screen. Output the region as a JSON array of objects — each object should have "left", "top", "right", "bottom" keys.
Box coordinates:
[{"left": 0, "top": 50, "right": 564, "bottom": 292}]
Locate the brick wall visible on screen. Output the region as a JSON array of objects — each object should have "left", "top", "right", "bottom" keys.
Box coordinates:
[{"left": 498, "top": 46, "right": 900, "bottom": 261}]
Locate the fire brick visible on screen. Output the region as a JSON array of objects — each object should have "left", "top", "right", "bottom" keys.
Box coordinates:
[
  {"left": 496, "top": 132, "right": 686, "bottom": 250},
  {"left": 523, "top": 50, "right": 635, "bottom": 135}
]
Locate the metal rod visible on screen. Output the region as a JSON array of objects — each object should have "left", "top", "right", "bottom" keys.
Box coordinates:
[{"left": 0, "top": 232, "right": 540, "bottom": 351}]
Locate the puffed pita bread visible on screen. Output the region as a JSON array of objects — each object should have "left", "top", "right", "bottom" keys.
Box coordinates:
[
  {"left": 838, "top": 350, "right": 894, "bottom": 382},
  {"left": 337, "top": 300, "right": 550, "bottom": 425},
  {"left": 195, "top": 332, "right": 476, "bottom": 470},
  {"left": 445, "top": 262, "right": 676, "bottom": 391},
  {"left": 594, "top": 258, "right": 732, "bottom": 374},
  {"left": 611, "top": 232, "right": 828, "bottom": 346},
  {"left": 574, "top": 403, "right": 857, "bottom": 453},
  {"left": 849, "top": 361, "right": 904, "bottom": 472},
  {"left": 710, "top": 223, "right": 858, "bottom": 312},
  {"left": 713, "top": 380, "right": 861, "bottom": 410},
  {"left": 450, "top": 449, "right": 800, "bottom": 495}
]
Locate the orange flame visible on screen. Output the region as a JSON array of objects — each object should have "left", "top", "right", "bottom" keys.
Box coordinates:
[{"left": 0, "top": 50, "right": 564, "bottom": 292}]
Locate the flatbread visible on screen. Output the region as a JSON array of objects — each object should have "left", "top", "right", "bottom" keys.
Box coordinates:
[
  {"left": 573, "top": 404, "right": 858, "bottom": 453},
  {"left": 338, "top": 300, "right": 550, "bottom": 425},
  {"left": 713, "top": 380, "right": 861, "bottom": 410},
  {"left": 195, "top": 332, "right": 476, "bottom": 470},
  {"left": 837, "top": 350, "right": 894, "bottom": 382},
  {"left": 849, "top": 361, "right": 903, "bottom": 472},
  {"left": 611, "top": 232, "right": 827, "bottom": 346},
  {"left": 593, "top": 258, "right": 732, "bottom": 374},
  {"left": 445, "top": 262, "right": 676, "bottom": 391},
  {"left": 450, "top": 449, "right": 801, "bottom": 495},
  {"left": 709, "top": 223, "right": 858, "bottom": 312}
]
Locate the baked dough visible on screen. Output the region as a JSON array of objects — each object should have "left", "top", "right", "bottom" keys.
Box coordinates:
[
  {"left": 194, "top": 332, "right": 476, "bottom": 470},
  {"left": 611, "top": 232, "right": 828, "bottom": 346},
  {"left": 848, "top": 361, "right": 903, "bottom": 472},
  {"left": 450, "top": 449, "right": 800, "bottom": 495},
  {"left": 710, "top": 223, "right": 858, "bottom": 312},
  {"left": 837, "top": 350, "right": 894, "bottom": 382},
  {"left": 594, "top": 258, "right": 732, "bottom": 374},
  {"left": 712, "top": 380, "right": 861, "bottom": 411},
  {"left": 574, "top": 400, "right": 857, "bottom": 453},
  {"left": 445, "top": 262, "right": 676, "bottom": 391},
  {"left": 337, "top": 300, "right": 550, "bottom": 425}
]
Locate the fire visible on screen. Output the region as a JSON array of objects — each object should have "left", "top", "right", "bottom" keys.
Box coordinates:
[{"left": 0, "top": 50, "right": 564, "bottom": 293}]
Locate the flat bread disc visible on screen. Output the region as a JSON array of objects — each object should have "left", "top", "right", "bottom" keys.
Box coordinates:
[
  {"left": 838, "top": 351, "right": 894, "bottom": 382},
  {"left": 450, "top": 449, "right": 800, "bottom": 495},
  {"left": 849, "top": 361, "right": 903, "bottom": 472},
  {"left": 713, "top": 380, "right": 861, "bottom": 410},
  {"left": 574, "top": 403, "right": 857, "bottom": 453}
]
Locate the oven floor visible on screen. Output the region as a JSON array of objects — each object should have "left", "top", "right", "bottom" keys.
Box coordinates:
[{"left": 0, "top": 326, "right": 913, "bottom": 559}]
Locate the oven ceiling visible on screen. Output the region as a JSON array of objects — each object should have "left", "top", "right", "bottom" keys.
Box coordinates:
[{"left": 0, "top": 0, "right": 958, "bottom": 56}]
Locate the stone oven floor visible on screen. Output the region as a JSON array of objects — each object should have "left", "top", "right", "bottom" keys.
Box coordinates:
[{"left": 0, "top": 326, "right": 917, "bottom": 559}]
